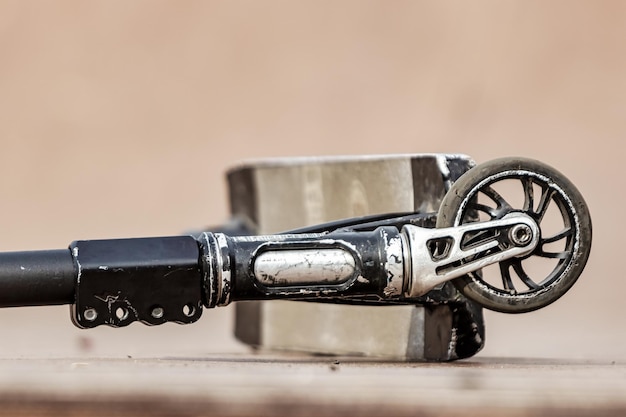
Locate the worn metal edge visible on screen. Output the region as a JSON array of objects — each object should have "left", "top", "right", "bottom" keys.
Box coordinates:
[{"left": 226, "top": 153, "right": 472, "bottom": 175}]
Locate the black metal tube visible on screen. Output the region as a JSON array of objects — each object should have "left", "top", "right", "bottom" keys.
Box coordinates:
[
  {"left": 209, "top": 226, "right": 405, "bottom": 305},
  {"left": 0, "top": 249, "right": 75, "bottom": 307}
]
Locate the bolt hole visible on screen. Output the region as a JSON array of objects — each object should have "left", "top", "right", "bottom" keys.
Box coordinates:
[
  {"left": 509, "top": 224, "right": 532, "bottom": 246},
  {"left": 151, "top": 306, "right": 164, "bottom": 319},
  {"left": 84, "top": 308, "right": 97, "bottom": 322},
  {"left": 115, "top": 307, "right": 129, "bottom": 321},
  {"left": 182, "top": 304, "right": 196, "bottom": 317}
]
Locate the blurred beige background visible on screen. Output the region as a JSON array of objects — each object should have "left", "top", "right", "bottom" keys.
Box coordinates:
[{"left": 0, "top": 1, "right": 621, "bottom": 360}]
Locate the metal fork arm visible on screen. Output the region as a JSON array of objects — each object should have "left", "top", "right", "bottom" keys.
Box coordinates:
[{"left": 402, "top": 213, "right": 539, "bottom": 298}]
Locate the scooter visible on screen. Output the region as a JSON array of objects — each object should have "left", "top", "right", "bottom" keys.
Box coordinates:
[{"left": 0, "top": 157, "right": 591, "bottom": 329}]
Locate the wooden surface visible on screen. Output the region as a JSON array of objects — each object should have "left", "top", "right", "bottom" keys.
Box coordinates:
[
  {"left": 0, "top": 354, "right": 624, "bottom": 417},
  {"left": 0, "top": 305, "right": 624, "bottom": 416}
]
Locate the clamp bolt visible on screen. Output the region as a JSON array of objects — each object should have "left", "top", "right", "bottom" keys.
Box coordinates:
[{"left": 509, "top": 224, "right": 533, "bottom": 247}]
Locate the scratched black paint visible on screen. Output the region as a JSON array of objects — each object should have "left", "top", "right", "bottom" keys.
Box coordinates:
[
  {"left": 225, "top": 226, "right": 401, "bottom": 302},
  {"left": 70, "top": 236, "right": 203, "bottom": 328}
]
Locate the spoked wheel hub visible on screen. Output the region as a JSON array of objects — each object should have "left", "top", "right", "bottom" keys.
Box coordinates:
[{"left": 437, "top": 158, "right": 592, "bottom": 313}]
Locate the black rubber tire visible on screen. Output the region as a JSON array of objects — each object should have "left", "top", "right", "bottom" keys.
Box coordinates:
[{"left": 437, "top": 157, "right": 592, "bottom": 313}]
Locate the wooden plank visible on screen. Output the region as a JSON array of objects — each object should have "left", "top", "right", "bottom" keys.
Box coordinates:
[{"left": 0, "top": 356, "right": 623, "bottom": 416}]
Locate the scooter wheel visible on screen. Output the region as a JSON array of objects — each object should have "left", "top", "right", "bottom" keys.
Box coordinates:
[{"left": 437, "top": 157, "right": 592, "bottom": 313}]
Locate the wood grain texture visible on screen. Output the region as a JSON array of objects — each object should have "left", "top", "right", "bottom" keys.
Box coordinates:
[{"left": 0, "top": 356, "right": 624, "bottom": 416}]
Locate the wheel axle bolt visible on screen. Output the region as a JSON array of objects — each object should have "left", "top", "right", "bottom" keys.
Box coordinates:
[{"left": 509, "top": 224, "right": 533, "bottom": 247}]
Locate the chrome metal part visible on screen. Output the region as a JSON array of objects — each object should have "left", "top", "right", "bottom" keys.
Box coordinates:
[
  {"left": 253, "top": 248, "right": 356, "bottom": 287},
  {"left": 215, "top": 233, "right": 233, "bottom": 306},
  {"left": 215, "top": 233, "right": 232, "bottom": 306},
  {"left": 198, "top": 232, "right": 218, "bottom": 308},
  {"left": 382, "top": 229, "right": 405, "bottom": 297},
  {"left": 402, "top": 213, "right": 540, "bottom": 298},
  {"left": 509, "top": 224, "right": 533, "bottom": 247},
  {"left": 198, "top": 232, "right": 233, "bottom": 308}
]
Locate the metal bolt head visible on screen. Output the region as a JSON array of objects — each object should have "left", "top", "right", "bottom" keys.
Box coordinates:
[
  {"left": 509, "top": 224, "right": 533, "bottom": 247},
  {"left": 151, "top": 306, "right": 164, "bottom": 319},
  {"left": 84, "top": 308, "right": 98, "bottom": 321}
]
